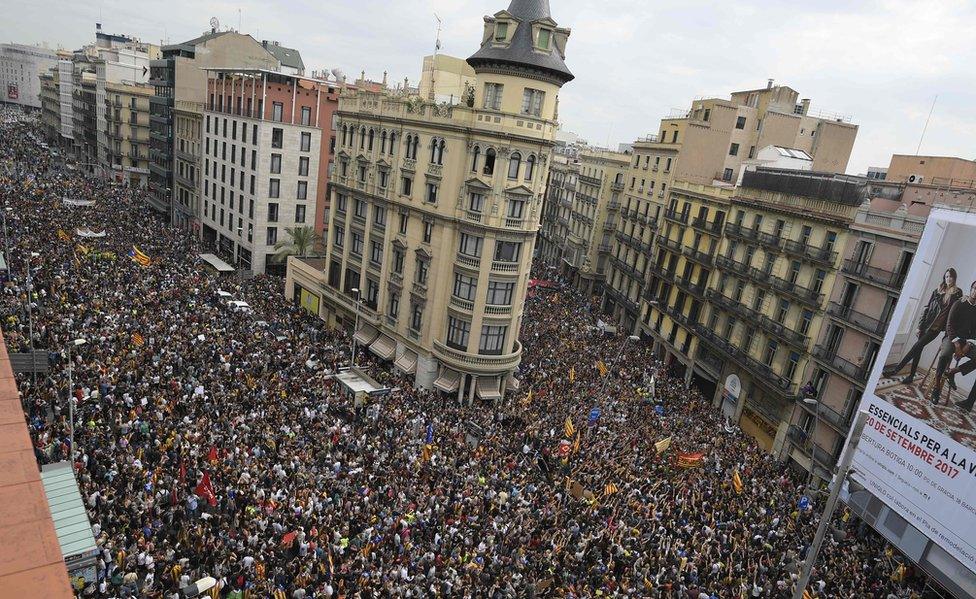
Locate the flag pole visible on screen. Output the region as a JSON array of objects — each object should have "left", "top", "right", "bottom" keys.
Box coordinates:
[{"left": 791, "top": 410, "right": 867, "bottom": 599}]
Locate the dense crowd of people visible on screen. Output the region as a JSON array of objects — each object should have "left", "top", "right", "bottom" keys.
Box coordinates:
[{"left": 0, "top": 108, "right": 940, "bottom": 598}]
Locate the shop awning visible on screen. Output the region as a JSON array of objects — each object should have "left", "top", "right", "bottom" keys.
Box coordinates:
[
  {"left": 476, "top": 376, "right": 502, "bottom": 401},
  {"left": 353, "top": 324, "right": 379, "bottom": 346},
  {"left": 368, "top": 335, "right": 396, "bottom": 361},
  {"left": 433, "top": 369, "right": 461, "bottom": 393},
  {"left": 506, "top": 373, "right": 520, "bottom": 392},
  {"left": 394, "top": 351, "right": 417, "bottom": 375}
]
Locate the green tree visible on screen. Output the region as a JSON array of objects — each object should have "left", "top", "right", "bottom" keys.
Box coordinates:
[{"left": 272, "top": 226, "right": 323, "bottom": 262}]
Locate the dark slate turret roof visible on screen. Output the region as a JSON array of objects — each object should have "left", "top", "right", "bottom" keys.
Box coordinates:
[{"left": 467, "top": 0, "right": 574, "bottom": 85}]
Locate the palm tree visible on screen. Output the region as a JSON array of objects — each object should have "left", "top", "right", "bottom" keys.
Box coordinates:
[{"left": 272, "top": 226, "right": 323, "bottom": 262}]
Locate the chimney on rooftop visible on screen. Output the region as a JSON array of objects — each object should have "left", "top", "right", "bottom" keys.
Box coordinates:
[
  {"left": 800, "top": 98, "right": 810, "bottom": 115},
  {"left": 767, "top": 78, "right": 774, "bottom": 89}
]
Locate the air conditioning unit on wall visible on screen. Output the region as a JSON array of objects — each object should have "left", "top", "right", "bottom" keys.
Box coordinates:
[{"left": 907, "top": 174, "right": 924, "bottom": 184}]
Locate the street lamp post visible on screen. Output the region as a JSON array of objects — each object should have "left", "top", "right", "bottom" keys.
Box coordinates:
[
  {"left": 803, "top": 396, "right": 821, "bottom": 487},
  {"left": 351, "top": 288, "right": 361, "bottom": 368},
  {"left": 792, "top": 410, "right": 868, "bottom": 599},
  {"left": 66, "top": 338, "right": 87, "bottom": 462}
]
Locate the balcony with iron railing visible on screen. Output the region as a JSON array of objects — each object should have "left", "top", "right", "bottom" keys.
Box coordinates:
[
  {"left": 812, "top": 345, "right": 870, "bottom": 386},
  {"left": 715, "top": 254, "right": 749, "bottom": 272},
  {"left": 637, "top": 213, "right": 657, "bottom": 228},
  {"left": 757, "top": 231, "right": 783, "bottom": 251},
  {"left": 691, "top": 217, "right": 724, "bottom": 236},
  {"left": 658, "top": 235, "right": 683, "bottom": 254},
  {"left": 682, "top": 246, "right": 715, "bottom": 267},
  {"left": 611, "top": 180, "right": 625, "bottom": 191},
  {"left": 841, "top": 259, "right": 906, "bottom": 291},
  {"left": 768, "top": 274, "right": 824, "bottom": 308},
  {"left": 673, "top": 273, "right": 707, "bottom": 298},
  {"left": 605, "top": 285, "right": 640, "bottom": 315},
  {"left": 826, "top": 301, "right": 888, "bottom": 339},
  {"left": 783, "top": 238, "right": 837, "bottom": 266},
  {"left": 579, "top": 174, "right": 601, "bottom": 186},
  {"left": 724, "top": 222, "right": 759, "bottom": 241},
  {"left": 611, "top": 255, "right": 643, "bottom": 281},
  {"left": 796, "top": 386, "right": 860, "bottom": 432},
  {"left": 663, "top": 209, "right": 689, "bottom": 225},
  {"left": 607, "top": 198, "right": 621, "bottom": 211}
]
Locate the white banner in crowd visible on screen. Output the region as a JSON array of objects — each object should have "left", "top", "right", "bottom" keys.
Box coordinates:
[
  {"left": 62, "top": 197, "right": 96, "bottom": 207},
  {"left": 853, "top": 208, "right": 976, "bottom": 573},
  {"left": 75, "top": 228, "right": 106, "bottom": 238}
]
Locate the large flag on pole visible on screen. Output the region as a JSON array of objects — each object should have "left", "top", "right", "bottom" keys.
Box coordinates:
[{"left": 564, "top": 416, "right": 575, "bottom": 438}]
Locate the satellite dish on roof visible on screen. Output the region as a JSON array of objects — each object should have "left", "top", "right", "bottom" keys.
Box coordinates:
[{"left": 210, "top": 17, "right": 220, "bottom": 31}]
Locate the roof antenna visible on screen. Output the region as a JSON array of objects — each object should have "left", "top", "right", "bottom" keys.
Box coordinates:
[{"left": 915, "top": 94, "right": 938, "bottom": 156}]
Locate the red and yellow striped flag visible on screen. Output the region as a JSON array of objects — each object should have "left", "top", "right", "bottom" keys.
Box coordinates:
[
  {"left": 732, "top": 469, "right": 744, "bottom": 494},
  {"left": 564, "top": 416, "right": 575, "bottom": 438},
  {"left": 132, "top": 332, "right": 145, "bottom": 346}
]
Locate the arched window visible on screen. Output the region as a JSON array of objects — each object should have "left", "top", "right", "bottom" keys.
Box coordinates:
[
  {"left": 507, "top": 152, "right": 521, "bottom": 179},
  {"left": 405, "top": 134, "right": 413, "bottom": 157},
  {"left": 411, "top": 136, "right": 419, "bottom": 159},
  {"left": 525, "top": 154, "right": 536, "bottom": 181},
  {"left": 349, "top": 126, "right": 355, "bottom": 148},
  {"left": 429, "top": 138, "right": 438, "bottom": 163},
  {"left": 360, "top": 127, "right": 367, "bottom": 149},
  {"left": 367, "top": 129, "right": 374, "bottom": 152},
  {"left": 341, "top": 124, "right": 348, "bottom": 146},
  {"left": 380, "top": 131, "right": 387, "bottom": 154},
  {"left": 436, "top": 139, "right": 446, "bottom": 165},
  {"left": 471, "top": 146, "right": 481, "bottom": 172},
  {"left": 389, "top": 132, "right": 397, "bottom": 156},
  {"left": 483, "top": 148, "right": 496, "bottom": 176}
]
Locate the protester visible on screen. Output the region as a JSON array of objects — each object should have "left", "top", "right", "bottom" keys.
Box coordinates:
[{"left": 0, "top": 108, "right": 936, "bottom": 598}]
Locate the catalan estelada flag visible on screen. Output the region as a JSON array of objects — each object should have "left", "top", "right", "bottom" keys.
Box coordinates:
[
  {"left": 732, "top": 469, "right": 744, "bottom": 494},
  {"left": 603, "top": 482, "right": 619, "bottom": 497},
  {"left": 564, "top": 416, "right": 575, "bottom": 438},
  {"left": 572, "top": 431, "right": 581, "bottom": 454},
  {"left": 677, "top": 452, "right": 704, "bottom": 468},
  {"left": 129, "top": 245, "right": 151, "bottom": 267}
]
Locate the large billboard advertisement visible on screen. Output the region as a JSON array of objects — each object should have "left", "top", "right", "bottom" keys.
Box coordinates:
[{"left": 853, "top": 208, "right": 976, "bottom": 573}]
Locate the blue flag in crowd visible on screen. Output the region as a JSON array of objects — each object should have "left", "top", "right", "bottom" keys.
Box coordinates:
[{"left": 425, "top": 422, "right": 434, "bottom": 444}]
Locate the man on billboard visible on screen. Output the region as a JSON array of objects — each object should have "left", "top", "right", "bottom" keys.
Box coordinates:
[{"left": 934, "top": 280, "right": 976, "bottom": 408}]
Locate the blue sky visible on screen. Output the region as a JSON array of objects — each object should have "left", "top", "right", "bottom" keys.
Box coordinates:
[{"left": 4, "top": 0, "right": 974, "bottom": 175}]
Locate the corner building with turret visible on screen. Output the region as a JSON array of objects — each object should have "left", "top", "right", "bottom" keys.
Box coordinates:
[{"left": 285, "top": 0, "right": 573, "bottom": 401}]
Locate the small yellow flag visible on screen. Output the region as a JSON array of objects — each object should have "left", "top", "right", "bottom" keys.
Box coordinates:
[
  {"left": 732, "top": 469, "right": 744, "bottom": 494},
  {"left": 572, "top": 431, "right": 581, "bottom": 454},
  {"left": 569, "top": 367, "right": 576, "bottom": 383},
  {"left": 564, "top": 416, "right": 575, "bottom": 438},
  {"left": 132, "top": 332, "right": 145, "bottom": 346},
  {"left": 603, "top": 482, "right": 619, "bottom": 497},
  {"left": 654, "top": 436, "right": 672, "bottom": 455},
  {"left": 596, "top": 361, "right": 607, "bottom": 377},
  {"left": 57, "top": 228, "right": 71, "bottom": 242}
]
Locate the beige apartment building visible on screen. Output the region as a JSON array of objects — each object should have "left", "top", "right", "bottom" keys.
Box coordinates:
[
  {"left": 886, "top": 154, "right": 976, "bottom": 187},
  {"left": 537, "top": 153, "right": 578, "bottom": 264},
  {"left": 103, "top": 81, "right": 152, "bottom": 187},
  {"left": 601, "top": 82, "right": 858, "bottom": 332},
  {"left": 285, "top": 0, "right": 574, "bottom": 399},
  {"left": 559, "top": 149, "right": 629, "bottom": 294}
]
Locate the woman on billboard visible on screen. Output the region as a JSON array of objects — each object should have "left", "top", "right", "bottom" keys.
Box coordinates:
[{"left": 883, "top": 267, "right": 961, "bottom": 384}]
